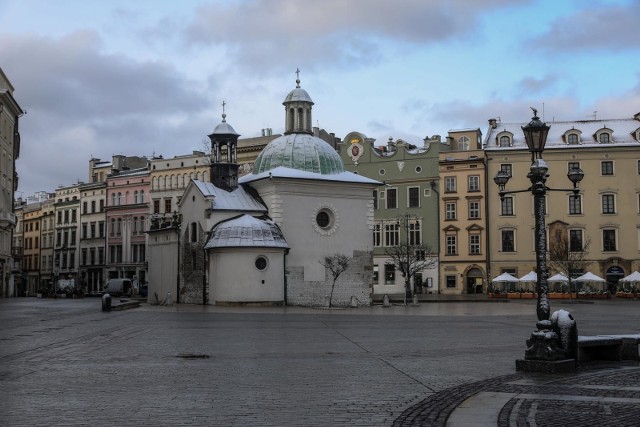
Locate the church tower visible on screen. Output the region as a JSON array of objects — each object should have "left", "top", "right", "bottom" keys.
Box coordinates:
[
  {"left": 208, "top": 101, "right": 240, "bottom": 191},
  {"left": 283, "top": 68, "right": 314, "bottom": 135}
]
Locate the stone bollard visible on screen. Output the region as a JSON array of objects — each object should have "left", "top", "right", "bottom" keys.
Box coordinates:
[
  {"left": 412, "top": 294, "right": 419, "bottom": 305},
  {"left": 383, "top": 294, "right": 390, "bottom": 307},
  {"left": 350, "top": 296, "right": 358, "bottom": 308},
  {"left": 102, "top": 293, "right": 111, "bottom": 312}
]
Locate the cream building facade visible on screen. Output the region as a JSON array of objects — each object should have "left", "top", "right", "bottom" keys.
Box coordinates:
[
  {"left": 485, "top": 112, "right": 640, "bottom": 292},
  {"left": 79, "top": 181, "right": 107, "bottom": 293},
  {"left": 0, "top": 68, "right": 23, "bottom": 297},
  {"left": 53, "top": 184, "right": 81, "bottom": 285},
  {"left": 438, "top": 129, "right": 488, "bottom": 295}
]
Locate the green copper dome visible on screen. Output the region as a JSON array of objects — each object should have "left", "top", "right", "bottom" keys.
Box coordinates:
[{"left": 253, "top": 133, "right": 344, "bottom": 175}]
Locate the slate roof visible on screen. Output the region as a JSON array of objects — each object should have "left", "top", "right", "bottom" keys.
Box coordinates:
[
  {"left": 484, "top": 115, "right": 640, "bottom": 151},
  {"left": 205, "top": 214, "right": 289, "bottom": 249},
  {"left": 239, "top": 166, "right": 381, "bottom": 186},
  {"left": 192, "top": 180, "right": 267, "bottom": 212}
]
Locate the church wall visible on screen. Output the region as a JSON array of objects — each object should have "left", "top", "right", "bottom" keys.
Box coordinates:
[
  {"left": 147, "top": 228, "right": 179, "bottom": 303},
  {"left": 179, "top": 224, "right": 207, "bottom": 304},
  {"left": 251, "top": 178, "right": 375, "bottom": 306},
  {"left": 208, "top": 248, "right": 285, "bottom": 304}
]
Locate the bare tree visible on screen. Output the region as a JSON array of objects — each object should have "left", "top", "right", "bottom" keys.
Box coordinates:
[
  {"left": 384, "top": 243, "right": 437, "bottom": 305},
  {"left": 549, "top": 231, "right": 592, "bottom": 298},
  {"left": 319, "top": 253, "right": 352, "bottom": 308}
]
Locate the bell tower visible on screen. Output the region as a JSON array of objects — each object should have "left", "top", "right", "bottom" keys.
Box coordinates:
[{"left": 208, "top": 101, "right": 240, "bottom": 191}]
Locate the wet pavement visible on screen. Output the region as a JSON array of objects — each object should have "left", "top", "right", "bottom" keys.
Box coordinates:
[{"left": 0, "top": 297, "right": 638, "bottom": 426}]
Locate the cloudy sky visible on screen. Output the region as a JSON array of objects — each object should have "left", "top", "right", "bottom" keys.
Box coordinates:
[{"left": 1, "top": 0, "right": 639, "bottom": 197}]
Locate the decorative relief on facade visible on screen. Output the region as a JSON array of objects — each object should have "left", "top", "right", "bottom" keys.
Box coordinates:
[{"left": 397, "top": 161, "right": 405, "bottom": 171}]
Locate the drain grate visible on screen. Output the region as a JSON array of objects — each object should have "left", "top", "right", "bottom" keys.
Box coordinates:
[{"left": 176, "top": 353, "right": 210, "bottom": 359}]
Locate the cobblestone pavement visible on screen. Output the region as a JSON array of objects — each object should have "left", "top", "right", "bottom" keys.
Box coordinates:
[{"left": 1, "top": 298, "right": 639, "bottom": 426}]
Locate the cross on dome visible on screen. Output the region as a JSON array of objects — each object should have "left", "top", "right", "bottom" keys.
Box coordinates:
[
  {"left": 222, "top": 100, "right": 227, "bottom": 122},
  {"left": 295, "top": 68, "right": 300, "bottom": 88}
]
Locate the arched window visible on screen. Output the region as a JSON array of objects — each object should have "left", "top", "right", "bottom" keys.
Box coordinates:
[
  {"left": 599, "top": 133, "right": 610, "bottom": 144},
  {"left": 117, "top": 192, "right": 122, "bottom": 205},
  {"left": 140, "top": 190, "right": 145, "bottom": 203},
  {"left": 499, "top": 135, "right": 510, "bottom": 147},
  {"left": 111, "top": 193, "right": 116, "bottom": 206},
  {"left": 297, "top": 108, "right": 303, "bottom": 131},
  {"left": 567, "top": 134, "right": 579, "bottom": 145},
  {"left": 288, "top": 108, "right": 295, "bottom": 132},
  {"left": 134, "top": 191, "right": 139, "bottom": 204},
  {"left": 458, "top": 136, "right": 470, "bottom": 151}
]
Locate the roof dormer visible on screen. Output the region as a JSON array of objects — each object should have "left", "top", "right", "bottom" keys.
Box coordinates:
[
  {"left": 495, "top": 130, "right": 514, "bottom": 147},
  {"left": 632, "top": 127, "right": 640, "bottom": 142},
  {"left": 594, "top": 127, "right": 613, "bottom": 144},
  {"left": 562, "top": 128, "right": 582, "bottom": 145}
]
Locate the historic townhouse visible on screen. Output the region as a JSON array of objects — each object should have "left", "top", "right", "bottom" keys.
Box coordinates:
[
  {"left": 105, "top": 167, "right": 150, "bottom": 286},
  {"left": 79, "top": 181, "right": 107, "bottom": 294},
  {"left": 11, "top": 204, "right": 24, "bottom": 296},
  {"left": 0, "top": 68, "right": 23, "bottom": 297},
  {"left": 22, "top": 203, "right": 43, "bottom": 295},
  {"left": 39, "top": 199, "right": 55, "bottom": 291},
  {"left": 339, "top": 131, "right": 445, "bottom": 297},
  {"left": 149, "top": 151, "right": 209, "bottom": 218},
  {"left": 438, "top": 129, "right": 488, "bottom": 295},
  {"left": 53, "top": 184, "right": 81, "bottom": 285},
  {"left": 485, "top": 112, "right": 640, "bottom": 292}
]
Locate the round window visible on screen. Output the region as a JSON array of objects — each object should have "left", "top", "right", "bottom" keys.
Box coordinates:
[
  {"left": 316, "top": 211, "right": 331, "bottom": 228},
  {"left": 415, "top": 166, "right": 422, "bottom": 173},
  {"left": 255, "top": 256, "right": 268, "bottom": 271},
  {"left": 379, "top": 169, "right": 386, "bottom": 176}
]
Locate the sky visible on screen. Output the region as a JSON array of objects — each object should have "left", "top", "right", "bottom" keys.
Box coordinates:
[{"left": 1, "top": 0, "right": 639, "bottom": 197}]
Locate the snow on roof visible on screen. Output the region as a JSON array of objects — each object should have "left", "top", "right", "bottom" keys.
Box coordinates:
[
  {"left": 205, "top": 214, "right": 289, "bottom": 249},
  {"left": 239, "top": 166, "right": 382, "bottom": 186},
  {"left": 484, "top": 116, "right": 640, "bottom": 151},
  {"left": 192, "top": 180, "right": 267, "bottom": 212}
]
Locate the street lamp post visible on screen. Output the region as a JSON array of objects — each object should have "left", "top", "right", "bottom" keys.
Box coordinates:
[{"left": 494, "top": 108, "right": 584, "bottom": 362}]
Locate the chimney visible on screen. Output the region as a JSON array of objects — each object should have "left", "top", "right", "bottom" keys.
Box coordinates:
[{"left": 488, "top": 118, "right": 498, "bottom": 129}]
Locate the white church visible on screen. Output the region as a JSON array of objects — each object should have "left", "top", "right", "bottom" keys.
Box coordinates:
[{"left": 147, "top": 76, "right": 380, "bottom": 306}]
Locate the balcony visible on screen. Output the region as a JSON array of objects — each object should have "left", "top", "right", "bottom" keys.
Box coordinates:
[
  {"left": 0, "top": 212, "right": 17, "bottom": 229},
  {"left": 11, "top": 246, "right": 23, "bottom": 258}
]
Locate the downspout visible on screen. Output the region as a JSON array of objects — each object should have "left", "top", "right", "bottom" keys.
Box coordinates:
[
  {"left": 176, "top": 226, "right": 180, "bottom": 304},
  {"left": 430, "top": 180, "right": 440, "bottom": 294}
]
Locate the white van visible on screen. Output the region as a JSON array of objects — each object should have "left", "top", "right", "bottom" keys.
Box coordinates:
[{"left": 104, "top": 278, "right": 133, "bottom": 297}]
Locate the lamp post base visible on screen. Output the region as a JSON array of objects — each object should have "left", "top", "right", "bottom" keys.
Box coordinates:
[{"left": 516, "top": 358, "right": 576, "bottom": 373}]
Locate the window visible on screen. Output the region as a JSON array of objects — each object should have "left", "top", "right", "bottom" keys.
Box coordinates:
[
  {"left": 499, "top": 136, "right": 510, "bottom": 147},
  {"left": 99, "top": 199, "right": 104, "bottom": 212},
  {"left": 569, "top": 230, "right": 583, "bottom": 252},
  {"left": 384, "top": 223, "right": 399, "bottom": 246},
  {"left": 255, "top": 256, "right": 268, "bottom": 271},
  {"left": 57, "top": 211, "right": 62, "bottom": 224},
  {"left": 373, "top": 223, "right": 381, "bottom": 247},
  {"left": 469, "top": 200, "right": 480, "bottom": 219},
  {"left": 445, "top": 202, "right": 457, "bottom": 220},
  {"left": 458, "top": 136, "right": 470, "bottom": 150},
  {"left": 500, "top": 164, "right": 512, "bottom": 177},
  {"left": 117, "top": 192, "right": 122, "bottom": 205},
  {"left": 315, "top": 210, "right": 333, "bottom": 229},
  {"left": 64, "top": 210, "right": 69, "bottom": 223},
  {"left": 470, "top": 234, "right": 481, "bottom": 255},
  {"left": 409, "top": 220, "right": 421, "bottom": 245},
  {"left": 71, "top": 210, "right": 76, "bottom": 223},
  {"left": 132, "top": 217, "right": 138, "bottom": 234},
  {"left": 601, "top": 161, "right": 614, "bottom": 176},
  {"left": 373, "top": 190, "right": 378, "bottom": 210},
  {"left": 408, "top": 187, "right": 420, "bottom": 208},
  {"left": 140, "top": 190, "right": 145, "bottom": 203},
  {"left": 153, "top": 200, "right": 160, "bottom": 214},
  {"left": 568, "top": 161, "right": 580, "bottom": 172},
  {"left": 111, "top": 193, "right": 116, "bottom": 206},
  {"left": 134, "top": 191, "right": 139, "bottom": 204},
  {"left": 501, "top": 196, "right": 514, "bottom": 216},
  {"left": 501, "top": 230, "right": 515, "bottom": 252},
  {"left": 91, "top": 200, "right": 96, "bottom": 213},
  {"left": 602, "top": 194, "right": 615, "bottom": 214},
  {"left": 83, "top": 202, "right": 88, "bottom": 214},
  {"left": 446, "top": 235, "right": 457, "bottom": 255},
  {"left": 70, "top": 230, "right": 76, "bottom": 245},
  {"left": 81, "top": 223, "right": 87, "bottom": 239},
  {"left": 446, "top": 275, "right": 456, "bottom": 288},
  {"left": 384, "top": 264, "right": 395, "bottom": 284},
  {"left": 90, "top": 223, "right": 96, "bottom": 238},
  {"left": 90, "top": 248, "right": 95, "bottom": 265},
  {"left": 98, "top": 221, "right": 104, "bottom": 238},
  {"left": 373, "top": 265, "right": 379, "bottom": 284},
  {"left": 110, "top": 219, "right": 116, "bottom": 237},
  {"left": 164, "top": 198, "right": 172, "bottom": 213},
  {"left": 567, "top": 133, "right": 579, "bottom": 145},
  {"left": 117, "top": 218, "right": 122, "bottom": 236},
  {"left": 386, "top": 188, "right": 397, "bottom": 209},
  {"left": 569, "top": 195, "right": 582, "bottom": 215},
  {"left": 468, "top": 175, "right": 479, "bottom": 192},
  {"left": 190, "top": 222, "right": 198, "bottom": 242},
  {"left": 603, "top": 229, "right": 617, "bottom": 251},
  {"left": 444, "top": 177, "right": 456, "bottom": 193},
  {"left": 599, "top": 133, "right": 610, "bottom": 144},
  {"left": 82, "top": 249, "right": 87, "bottom": 266}
]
